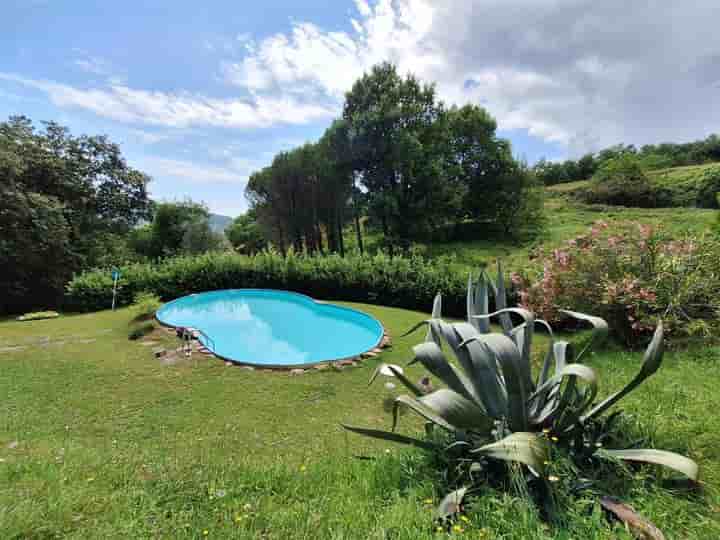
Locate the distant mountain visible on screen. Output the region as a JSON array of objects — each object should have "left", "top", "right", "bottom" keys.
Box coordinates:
[{"left": 209, "top": 213, "right": 233, "bottom": 233}]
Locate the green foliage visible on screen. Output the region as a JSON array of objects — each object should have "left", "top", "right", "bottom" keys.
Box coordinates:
[
  {"left": 582, "top": 156, "right": 656, "bottom": 207},
  {"left": 132, "top": 291, "right": 162, "bottom": 321},
  {"left": 16, "top": 310, "right": 60, "bottom": 321},
  {"left": 345, "top": 266, "right": 697, "bottom": 523},
  {"left": 225, "top": 210, "right": 267, "bottom": 254},
  {"left": 535, "top": 134, "right": 720, "bottom": 186},
  {"left": 444, "top": 105, "right": 540, "bottom": 238},
  {"left": 128, "top": 321, "right": 155, "bottom": 340},
  {"left": 127, "top": 200, "right": 229, "bottom": 260},
  {"left": 65, "top": 250, "right": 470, "bottom": 315},
  {"left": 515, "top": 222, "right": 720, "bottom": 345},
  {"left": 246, "top": 130, "right": 353, "bottom": 255},
  {"left": 0, "top": 116, "right": 151, "bottom": 313},
  {"left": 247, "top": 63, "right": 543, "bottom": 253}
]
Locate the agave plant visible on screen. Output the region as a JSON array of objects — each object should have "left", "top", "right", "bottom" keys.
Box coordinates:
[{"left": 343, "top": 263, "right": 698, "bottom": 516}]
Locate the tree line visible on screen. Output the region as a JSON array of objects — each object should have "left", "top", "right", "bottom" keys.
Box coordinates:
[
  {"left": 0, "top": 116, "right": 152, "bottom": 313},
  {"left": 245, "top": 63, "right": 543, "bottom": 255},
  {"left": 534, "top": 135, "right": 720, "bottom": 186}
]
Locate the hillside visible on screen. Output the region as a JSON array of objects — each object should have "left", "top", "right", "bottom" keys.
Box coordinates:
[{"left": 546, "top": 161, "right": 720, "bottom": 208}]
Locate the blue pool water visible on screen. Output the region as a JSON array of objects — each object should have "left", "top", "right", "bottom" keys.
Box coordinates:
[{"left": 155, "top": 290, "right": 384, "bottom": 367}]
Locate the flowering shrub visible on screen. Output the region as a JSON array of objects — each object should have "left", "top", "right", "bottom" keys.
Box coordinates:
[{"left": 513, "top": 221, "right": 720, "bottom": 345}]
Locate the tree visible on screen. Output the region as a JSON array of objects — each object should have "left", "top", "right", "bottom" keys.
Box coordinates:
[
  {"left": 0, "top": 116, "right": 151, "bottom": 313},
  {"left": 343, "top": 62, "right": 452, "bottom": 251},
  {"left": 126, "top": 200, "right": 228, "bottom": 259},
  {"left": 226, "top": 210, "right": 267, "bottom": 254},
  {"left": 181, "top": 220, "right": 228, "bottom": 255}
]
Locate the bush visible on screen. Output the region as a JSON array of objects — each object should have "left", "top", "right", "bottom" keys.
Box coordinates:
[
  {"left": 513, "top": 221, "right": 720, "bottom": 345},
  {"left": 65, "top": 250, "right": 471, "bottom": 317},
  {"left": 129, "top": 321, "right": 155, "bottom": 340},
  {"left": 695, "top": 167, "right": 720, "bottom": 208},
  {"left": 132, "top": 291, "right": 162, "bottom": 320},
  {"left": 581, "top": 156, "right": 656, "bottom": 207}
]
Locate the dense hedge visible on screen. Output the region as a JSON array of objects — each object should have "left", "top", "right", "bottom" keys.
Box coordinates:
[{"left": 65, "top": 251, "right": 475, "bottom": 317}]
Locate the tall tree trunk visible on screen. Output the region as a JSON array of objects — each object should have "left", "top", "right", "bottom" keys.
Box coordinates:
[
  {"left": 352, "top": 177, "right": 364, "bottom": 254},
  {"left": 315, "top": 221, "right": 324, "bottom": 254},
  {"left": 337, "top": 203, "right": 345, "bottom": 257},
  {"left": 381, "top": 213, "right": 393, "bottom": 256}
]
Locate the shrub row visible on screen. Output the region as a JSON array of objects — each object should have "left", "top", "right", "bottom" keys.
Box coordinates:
[{"left": 65, "top": 250, "right": 475, "bottom": 317}]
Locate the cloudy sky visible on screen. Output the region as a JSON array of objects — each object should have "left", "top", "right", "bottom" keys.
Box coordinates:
[{"left": 2, "top": 0, "right": 719, "bottom": 216}]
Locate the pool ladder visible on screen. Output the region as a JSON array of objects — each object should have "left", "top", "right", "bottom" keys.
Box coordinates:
[{"left": 180, "top": 327, "right": 216, "bottom": 357}]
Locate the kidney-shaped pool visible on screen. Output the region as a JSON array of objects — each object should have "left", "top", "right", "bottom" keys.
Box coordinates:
[{"left": 156, "top": 289, "right": 384, "bottom": 367}]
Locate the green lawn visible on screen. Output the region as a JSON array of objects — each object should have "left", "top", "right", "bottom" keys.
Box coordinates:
[{"left": 1, "top": 305, "right": 719, "bottom": 538}]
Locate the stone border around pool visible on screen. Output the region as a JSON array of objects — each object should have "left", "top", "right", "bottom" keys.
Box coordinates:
[
  {"left": 153, "top": 290, "right": 390, "bottom": 372},
  {"left": 157, "top": 326, "right": 392, "bottom": 375}
]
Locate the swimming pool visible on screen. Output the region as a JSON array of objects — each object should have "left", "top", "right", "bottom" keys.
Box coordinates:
[{"left": 155, "top": 289, "right": 384, "bottom": 367}]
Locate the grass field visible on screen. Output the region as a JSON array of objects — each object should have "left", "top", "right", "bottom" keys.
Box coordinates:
[{"left": 2, "top": 305, "right": 719, "bottom": 539}]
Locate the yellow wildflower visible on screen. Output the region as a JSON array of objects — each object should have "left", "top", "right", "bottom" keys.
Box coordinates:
[
  {"left": 548, "top": 475, "right": 560, "bottom": 482},
  {"left": 460, "top": 515, "right": 470, "bottom": 523},
  {"left": 424, "top": 498, "right": 434, "bottom": 504},
  {"left": 202, "top": 531, "right": 209, "bottom": 536},
  {"left": 551, "top": 436, "right": 559, "bottom": 442},
  {"left": 452, "top": 524, "right": 464, "bottom": 533}
]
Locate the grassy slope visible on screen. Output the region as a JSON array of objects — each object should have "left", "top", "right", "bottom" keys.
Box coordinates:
[
  {"left": 1, "top": 307, "right": 719, "bottom": 539},
  {"left": 419, "top": 199, "right": 714, "bottom": 273},
  {"left": 545, "top": 162, "right": 720, "bottom": 201}
]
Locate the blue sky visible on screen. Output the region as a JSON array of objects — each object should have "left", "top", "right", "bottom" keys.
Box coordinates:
[{"left": 2, "top": 0, "right": 718, "bottom": 216}]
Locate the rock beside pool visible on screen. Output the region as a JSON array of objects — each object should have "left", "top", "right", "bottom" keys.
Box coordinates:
[
  {"left": 338, "top": 359, "right": 357, "bottom": 367},
  {"left": 153, "top": 348, "right": 166, "bottom": 358},
  {"left": 241, "top": 366, "right": 255, "bottom": 371},
  {"left": 313, "top": 364, "right": 329, "bottom": 371},
  {"left": 290, "top": 368, "right": 306, "bottom": 376}
]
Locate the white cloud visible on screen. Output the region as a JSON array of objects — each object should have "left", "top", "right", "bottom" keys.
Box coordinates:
[
  {"left": 0, "top": 72, "right": 335, "bottom": 130},
  {"left": 222, "top": 0, "right": 720, "bottom": 155},
  {"left": 126, "top": 129, "right": 171, "bottom": 145},
  {"left": 74, "top": 56, "right": 112, "bottom": 76},
  {"left": 138, "top": 156, "right": 261, "bottom": 185}
]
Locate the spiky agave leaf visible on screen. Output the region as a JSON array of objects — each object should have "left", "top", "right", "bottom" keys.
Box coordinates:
[
  {"left": 600, "top": 448, "right": 698, "bottom": 481},
  {"left": 426, "top": 293, "right": 443, "bottom": 343},
  {"left": 444, "top": 323, "right": 508, "bottom": 418},
  {"left": 341, "top": 425, "right": 436, "bottom": 451},
  {"left": 559, "top": 309, "right": 609, "bottom": 362},
  {"left": 460, "top": 333, "right": 530, "bottom": 432},
  {"left": 528, "top": 364, "right": 597, "bottom": 412},
  {"left": 471, "top": 432, "right": 549, "bottom": 476},
  {"left": 491, "top": 261, "right": 514, "bottom": 335},
  {"left": 368, "top": 363, "right": 424, "bottom": 397},
  {"left": 583, "top": 321, "right": 664, "bottom": 422},
  {"left": 472, "top": 307, "right": 536, "bottom": 392},
  {"left": 392, "top": 389, "right": 491, "bottom": 432},
  {"left": 410, "top": 342, "right": 477, "bottom": 403}
]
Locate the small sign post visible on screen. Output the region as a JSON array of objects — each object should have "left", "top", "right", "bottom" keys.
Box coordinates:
[{"left": 111, "top": 268, "right": 121, "bottom": 311}]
